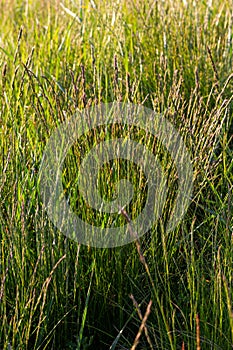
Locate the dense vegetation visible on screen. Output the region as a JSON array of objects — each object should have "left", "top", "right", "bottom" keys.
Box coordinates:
[{"left": 0, "top": 0, "right": 232, "bottom": 349}]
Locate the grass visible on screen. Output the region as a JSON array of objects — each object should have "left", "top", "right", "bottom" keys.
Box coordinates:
[{"left": 0, "top": 0, "right": 233, "bottom": 349}]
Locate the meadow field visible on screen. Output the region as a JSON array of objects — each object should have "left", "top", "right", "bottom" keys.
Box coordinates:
[{"left": 0, "top": 0, "right": 233, "bottom": 349}]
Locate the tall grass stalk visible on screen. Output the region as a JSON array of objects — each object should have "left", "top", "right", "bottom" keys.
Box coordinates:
[{"left": 0, "top": 0, "right": 232, "bottom": 349}]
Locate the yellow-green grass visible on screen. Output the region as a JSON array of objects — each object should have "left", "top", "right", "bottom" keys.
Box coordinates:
[{"left": 0, "top": 0, "right": 232, "bottom": 349}]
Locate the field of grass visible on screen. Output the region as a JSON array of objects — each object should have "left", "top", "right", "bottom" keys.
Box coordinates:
[{"left": 0, "top": 0, "right": 233, "bottom": 349}]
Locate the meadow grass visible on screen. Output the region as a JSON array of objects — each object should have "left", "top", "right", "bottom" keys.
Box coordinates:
[{"left": 0, "top": 0, "right": 232, "bottom": 349}]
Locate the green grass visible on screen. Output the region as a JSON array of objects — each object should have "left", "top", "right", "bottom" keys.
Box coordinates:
[{"left": 0, "top": 0, "right": 232, "bottom": 349}]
